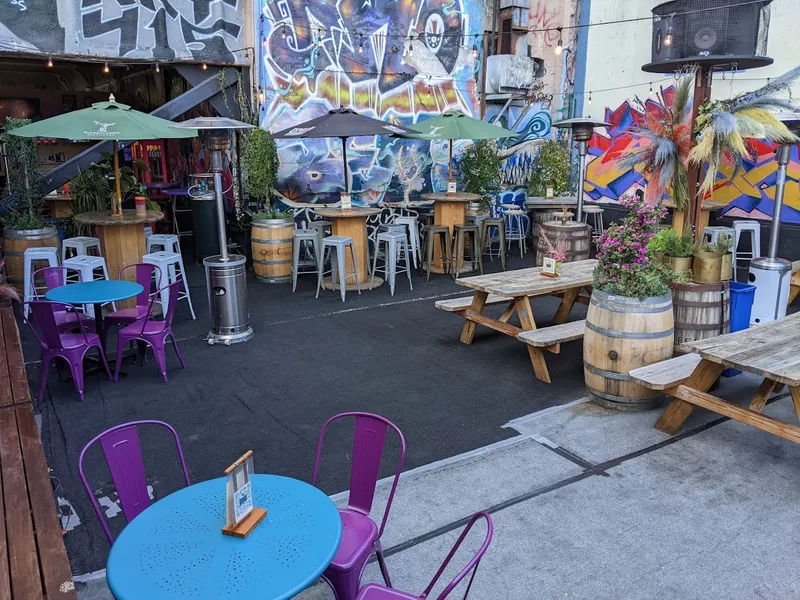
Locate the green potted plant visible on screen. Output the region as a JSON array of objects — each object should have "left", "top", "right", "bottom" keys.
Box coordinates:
[
  {"left": 458, "top": 139, "right": 501, "bottom": 211},
  {"left": 0, "top": 117, "right": 59, "bottom": 291},
  {"left": 647, "top": 228, "right": 671, "bottom": 264},
  {"left": 526, "top": 139, "right": 572, "bottom": 198},
  {"left": 650, "top": 228, "right": 694, "bottom": 274},
  {"left": 714, "top": 234, "right": 734, "bottom": 281}
]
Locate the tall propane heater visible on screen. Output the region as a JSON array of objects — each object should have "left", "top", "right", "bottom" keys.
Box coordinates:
[
  {"left": 554, "top": 118, "right": 610, "bottom": 222},
  {"left": 748, "top": 112, "right": 800, "bottom": 325},
  {"left": 172, "top": 117, "right": 255, "bottom": 345}
]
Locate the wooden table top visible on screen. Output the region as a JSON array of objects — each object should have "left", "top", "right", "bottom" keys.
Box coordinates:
[
  {"left": 457, "top": 259, "right": 597, "bottom": 297},
  {"left": 74, "top": 209, "right": 164, "bottom": 225},
  {"left": 314, "top": 207, "right": 382, "bottom": 218},
  {"left": 525, "top": 197, "right": 578, "bottom": 207},
  {"left": 421, "top": 192, "right": 481, "bottom": 202},
  {"left": 687, "top": 312, "right": 800, "bottom": 386}
]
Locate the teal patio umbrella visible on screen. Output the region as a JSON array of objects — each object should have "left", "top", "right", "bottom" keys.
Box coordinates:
[
  {"left": 10, "top": 94, "right": 197, "bottom": 216},
  {"left": 397, "top": 110, "right": 516, "bottom": 180}
]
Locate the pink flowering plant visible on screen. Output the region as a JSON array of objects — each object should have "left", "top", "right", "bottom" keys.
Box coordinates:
[{"left": 592, "top": 195, "right": 672, "bottom": 299}]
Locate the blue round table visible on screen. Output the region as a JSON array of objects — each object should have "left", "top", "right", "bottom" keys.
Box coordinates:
[
  {"left": 106, "top": 475, "right": 342, "bottom": 599},
  {"left": 45, "top": 280, "right": 143, "bottom": 348}
]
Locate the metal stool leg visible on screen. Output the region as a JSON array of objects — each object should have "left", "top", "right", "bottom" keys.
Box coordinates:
[
  {"left": 473, "top": 230, "right": 484, "bottom": 275},
  {"left": 335, "top": 247, "right": 347, "bottom": 302},
  {"left": 292, "top": 235, "right": 302, "bottom": 292},
  {"left": 403, "top": 239, "right": 413, "bottom": 291},
  {"left": 426, "top": 231, "right": 436, "bottom": 282},
  {"left": 370, "top": 237, "right": 381, "bottom": 289},
  {"left": 315, "top": 246, "right": 327, "bottom": 299}
]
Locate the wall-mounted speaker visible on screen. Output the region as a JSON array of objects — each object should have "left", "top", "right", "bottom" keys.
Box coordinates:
[{"left": 643, "top": 0, "right": 773, "bottom": 73}]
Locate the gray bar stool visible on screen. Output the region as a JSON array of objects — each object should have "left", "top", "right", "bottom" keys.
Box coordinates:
[
  {"left": 392, "top": 216, "right": 421, "bottom": 269},
  {"left": 582, "top": 205, "right": 605, "bottom": 242},
  {"left": 317, "top": 236, "right": 361, "bottom": 302},
  {"left": 421, "top": 225, "right": 452, "bottom": 281},
  {"left": 309, "top": 219, "right": 332, "bottom": 238},
  {"left": 452, "top": 224, "right": 483, "bottom": 279},
  {"left": 292, "top": 229, "right": 322, "bottom": 292},
  {"left": 371, "top": 231, "right": 413, "bottom": 296},
  {"left": 480, "top": 218, "right": 507, "bottom": 270}
]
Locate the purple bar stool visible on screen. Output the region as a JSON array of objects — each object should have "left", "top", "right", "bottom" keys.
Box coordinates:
[
  {"left": 22, "top": 300, "right": 111, "bottom": 402},
  {"left": 31, "top": 266, "right": 95, "bottom": 333},
  {"left": 114, "top": 280, "right": 185, "bottom": 383},
  {"left": 78, "top": 420, "right": 191, "bottom": 545},
  {"left": 355, "top": 512, "right": 494, "bottom": 600},
  {"left": 103, "top": 263, "right": 162, "bottom": 335},
  {"left": 312, "top": 412, "right": 407, "bottom": 600}
]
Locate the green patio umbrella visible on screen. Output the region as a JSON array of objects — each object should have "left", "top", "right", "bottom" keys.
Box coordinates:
[
  {"left": 397, "top": 110, "right": 516, "bottom": 180},
  {"left": 10, "top": 94, "right": 197, "bottom": 216}
]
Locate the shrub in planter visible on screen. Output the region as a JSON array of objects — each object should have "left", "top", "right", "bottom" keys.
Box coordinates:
[
  {"left": 711, "top": 234, "right": 734, "bottom": 281},
  {"left": 526, "top": 139, "right": 572, "bottom": 198},
  {"left": 649, "top": 228, "right": 694, "bottom": 273},
  {"left": 693, "top": 244, "right": 722, "bottom": 284},
  {"left": 457, "top": 140, "right": 502, "bottom": 211}
]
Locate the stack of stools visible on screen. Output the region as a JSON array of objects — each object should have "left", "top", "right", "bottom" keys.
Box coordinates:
[
  {"left": 317, "top": 236, "right": 360, "bottom": 302},
  {"left": 451, "top": 224, "right": 483, "bottom": 279},
  {"left": 309, "top": 219, "right": 332, "bottom": 239},
  {"left": 292, "top": 227, "right": 323, "bottom": 293},
  {"left": 582, "top": 205, "right": 605, "bottom": 242},
  {"left": 61, "top": 254, "right": 116, "bottom": 317},
  {"left": 22, "top": 247, "right": 60, "bottom": 317},
  {"left": 392, "top": 215, "right": 421, "bottom": 269},
  {"left": 371, "top": 230, "right": 413, "bottom": 296},
  {"left": 62, "top": 236, "right": 101, "bottom": 261},
  {"left": 421, "top": 225, "right": 452, "bottom": 281},
  {"left": 480, "top": 218, "right": 507, "bottom": 270},
  {"left": 732, "top": 221, "right": 761, "bottom": 270},
  {"left": 142, "top": 234, "right": 196, "bottom": 319}
]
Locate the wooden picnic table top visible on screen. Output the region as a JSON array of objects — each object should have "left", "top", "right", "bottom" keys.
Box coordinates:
[
  {"left": 456, "top": 259, "right": 597, "bottom": 298},
  {"left": 687, "top": 312, "right": 800, "bottom": 386}
]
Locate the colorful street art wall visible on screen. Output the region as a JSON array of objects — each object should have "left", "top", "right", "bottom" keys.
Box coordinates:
[
  {"left": 0, "top": 1, "right": 247, "bottom": 64},
  {"left": 258, "top": 0, "right": 575, "bottom": 204},
  {"left": 585, "top": 91, "right": 800, "bottom": 223}
]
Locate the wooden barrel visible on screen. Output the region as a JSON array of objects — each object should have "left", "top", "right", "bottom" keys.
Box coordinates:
[
  {"left": 536, "top": 221, "right": 592, "bottom": 266},
  {"left": 251, "top": 218, "right": 293, "bottom": 283},
  {"left": 3, "top": 227, "right": 61, "bottom": 292},
  {"left": 584, "top": 290, "right": 674, "bottom": 411},
  {"left": 672, "top": 282, "right": 730, "bottom": 354}
]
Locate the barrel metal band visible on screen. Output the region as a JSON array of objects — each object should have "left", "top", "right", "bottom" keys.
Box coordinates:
[
  {"left": 673, "top": 300, "right": 725, "bottom": 308},
  {"left": 675, "top": 321, "right": 730, "bottom": 331},
  {"left": 251, "top": 238, "right": 292, "bottom": 244},
  {"left": 253, "top": 258, "right": 292, "bottom": 265},
  {"left": 588, "top": 388, "right": 656, "bottom": 404},
  {"left": 585, "top": 321, "right": 674, "bottom": 339},
  {"left": 584, "top": 363, "right": 631, "bottom": 381},
  {"left": 590, "top": 299, "right": 672, "bottom": 314}
]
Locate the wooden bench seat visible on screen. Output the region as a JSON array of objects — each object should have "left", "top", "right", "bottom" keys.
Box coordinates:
[
  {"left": 790, "top": 261, "right": 800, "bottom": 305},
  {"left": 629, "top": 353, "right": 703, "bottom": 390},
  {"left": 0, "top": 303, "right": 76, "bottom": 599},
  {"left": 435, "top": 294, "right": 511, "bottom": 312},
  {"left": 516, "top": 320, "right": 586, "bottom": 352}
]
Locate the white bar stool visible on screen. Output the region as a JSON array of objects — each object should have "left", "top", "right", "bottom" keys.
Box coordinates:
[
  {"left": 62, "top": 236, "right": 101, "bottom": 262},
  {"left": 733, "top": 220, "right": 762, "bottom": 269},
  {"left": 503, "top": 209, "right": 527, "bottom": 258},
  {"left": 392, "top": 216, "right": 421, "bottom": 269},
  {"left": 371, "top": 231, "right": 413, "bottom": 296},
  {"left": 317, "top": 236, "right": 360, "bottom": 302},
  {"left": 146, "top": 233, "right": 180, "bottom": 254},
  {"left": 62, "top": 255, "right": 115, "bottom": 317},
  {"left": 22, "top": 247, "right": 59, "bottom": 317},
  {"left": 703, "top": 226, "right": 735, "bottom": 245},
  {"left": 582, "top": 205, "right": 605, "bottom": 241},
  {"left": 142, "top": 251, "right": 196, "bottom": 320}
]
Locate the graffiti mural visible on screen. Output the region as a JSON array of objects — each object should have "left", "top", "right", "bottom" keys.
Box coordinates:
[
  {"left": 487, "top": 101, "right": 553, "bottom": 187},
  {"left": 260, "top": 0, "right": 482, "bottom": 203},
  {"left": 0, "top": 1, "right": 246, "bottom": 63},
  {"left": 584, "top": 91, "right": 800, "bottom": 223}
]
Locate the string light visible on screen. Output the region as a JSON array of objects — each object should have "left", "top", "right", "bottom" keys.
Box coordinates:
[
  {"left": 649, "top": 83, "right": 653, "bottom": 96},
  {"left": 664, "top": 16, "right": 675, "bottom": 47},
  {"left": 358, "top": 36, "right": 364, "bottom": 54},
  {"left": 46, "top": 55, "right": 53, "bottom": 68},
  {"left": 103, "top": 62, "right": 110, "bottom": 73},
  {"left": 408, "top": 35, "right": 414, "bottom": 57},
  {"left": 262, "top": 36, "right": 268, "bottom": 49},
  {"left": 472, "top": 34, "right": 479, "bottom": 59},
  {"left": 201, "top": 61, "right": 208, "bottom": 70},
  {"left": 258, "top": 87, "right": 265, "bottom": 103},
  {"left": 155, "top": 61, "right": 160, "bottom": 73},
  {"left": 588, "top": 91, "right": 592, "bottom": 105},
  {"left": 555, "top": 28, "right": 563, "bottom": 55},
  {"left": 281, "top": 26, "right": 287, "bottom": 39}
]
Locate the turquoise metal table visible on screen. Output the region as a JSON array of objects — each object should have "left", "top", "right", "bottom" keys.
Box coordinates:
[{"left": 106, "top": 474, "right": 342, "bottom": 600}]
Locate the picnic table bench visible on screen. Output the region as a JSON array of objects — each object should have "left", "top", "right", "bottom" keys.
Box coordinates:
[
  {"left": 631, "top": 311, "right": 800, "bottom": 444},
  {"left": 789, "top": 260, "right": 800, "bottom": 305},
  {"left": 0, "top": 303, "right": 76, "bottom": 599},
  {"left": 440, "top": 260, "right": 596, "bottom": 383}
]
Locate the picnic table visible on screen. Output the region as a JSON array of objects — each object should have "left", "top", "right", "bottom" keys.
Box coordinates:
[
  {"left": 441, "top": 259, "right": 596, "bottom": 383},
  {"left": 630, "top": 311, "right": 800, "bottom": 444}
]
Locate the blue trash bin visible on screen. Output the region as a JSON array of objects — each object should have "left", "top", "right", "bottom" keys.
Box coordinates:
[{"left": 722, "top": 281, "right": 756, "bottom": 377}]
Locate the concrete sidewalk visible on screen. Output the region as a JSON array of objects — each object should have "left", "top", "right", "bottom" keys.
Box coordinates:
[{"left": 78, "top": 373, "right": 800, "bottom": 599}]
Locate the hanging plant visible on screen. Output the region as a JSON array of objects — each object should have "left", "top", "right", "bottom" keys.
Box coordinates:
[
  {"left": 690, "top": 65, "right": 800, "bottom": 194},
  {"left": 526, "top": 139, "right": 572, "bottom": 197},
  {"left": 1, "top": 117, "right": 45, "bottom": 230},
  {"left": 617, "top": 71, "right": 694, "bottom": 210}
]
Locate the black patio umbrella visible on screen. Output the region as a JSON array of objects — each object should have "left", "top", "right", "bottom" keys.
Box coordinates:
[{"left": 270, "top": 107, "right": 416, "bottom": 194}]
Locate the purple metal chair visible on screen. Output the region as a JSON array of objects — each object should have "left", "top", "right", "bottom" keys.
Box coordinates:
[
  {"left": 355, "top": 512, "right": 494, "bottom": 600},
  {"left": 312, "top": 412, "right": 407, "bottom": 600},
  {"left": 114, "top": 280, "right": 185, "bottom": 383},
  {"left": 78, "top": 420, "right": 191, "bottom": 545},
  {"left": 22, "top": 300, "right": 111, "bottom": 402},
  {"left": 31, "top": 266, "right": 95, "bottom": 333},
  {"left": 103, "top": 263, "right": 162, "bottom": 334}
]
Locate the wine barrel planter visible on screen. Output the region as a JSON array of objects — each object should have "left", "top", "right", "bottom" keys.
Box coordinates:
[
  {"left": 3, "top": 227, "right": 60, "bottom": 292},
  {"left": 672, "top": 281, "right": 730, "bottom": 354},
  {"left": 584, "top": 290, "right": 674, "bottom": 411},
  {"left": 536, "top": 221, "right": 592, "bottom": 266},
  {"left": 251, "top": 218, "right": 293, "bottom": 283}
]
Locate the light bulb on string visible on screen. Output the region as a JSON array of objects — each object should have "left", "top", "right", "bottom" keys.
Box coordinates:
[
  {"left": 358, "top": 36, "right": 364, "bottom": 54},
  {"left": 588, "top": 91, "right": 592, "bottom": 105},
  {"left": 103, "top": 62, "right": 110, "bottom": 74},
  {"left": 472, "top": 34, "right": 479, "bottom": 59},
  {"left": 281, "top": 26, "right": 287, "bottom": 40},
  {"left": 155, "top": 61, "right": 160, "bottom": 73},
  {"left": 258, "top": 87, "right": 265, "bottom": 104},
  {"left": 649, "top": 83, "right": 653, "bottom": 97},
  {"left": 664, "top": 19, "right": 674, "bottom": 47},
  {"left": 201, "top": 61, "right": 208, "bottom": 70},
  {"left": 555, "top": 28, "right": 563, "bottom": 55},
  {"left": 47, "top": 55, "right": 53, "bottom": 68},
  {"left": 408, "top": 35, "right": 414, "bottom": 57}
]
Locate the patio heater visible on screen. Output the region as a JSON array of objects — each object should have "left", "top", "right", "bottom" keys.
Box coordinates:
[
  {"left": 554, "top": 118, "right": 610, "bottom": 223},
  {"left": 748, "top": 112, "right": 800, "bottom": 325},
  {"left": 171, "top": 117, "right": 255, "bottom": 345}
]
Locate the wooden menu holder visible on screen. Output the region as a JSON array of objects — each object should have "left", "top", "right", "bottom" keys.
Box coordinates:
[{"left": 221, "top": 451, "right": 267, "bottom": 539}]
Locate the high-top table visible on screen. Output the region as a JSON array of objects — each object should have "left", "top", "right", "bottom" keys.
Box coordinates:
[
  {"left": 314, "top": 206, "right": 384, "bottom": 290},
  {"left": 421, "top": 191, "right": 481, "bottom": 274},
  {"left": 74, "top": 209, "right": 163, "bottom": 308}
]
